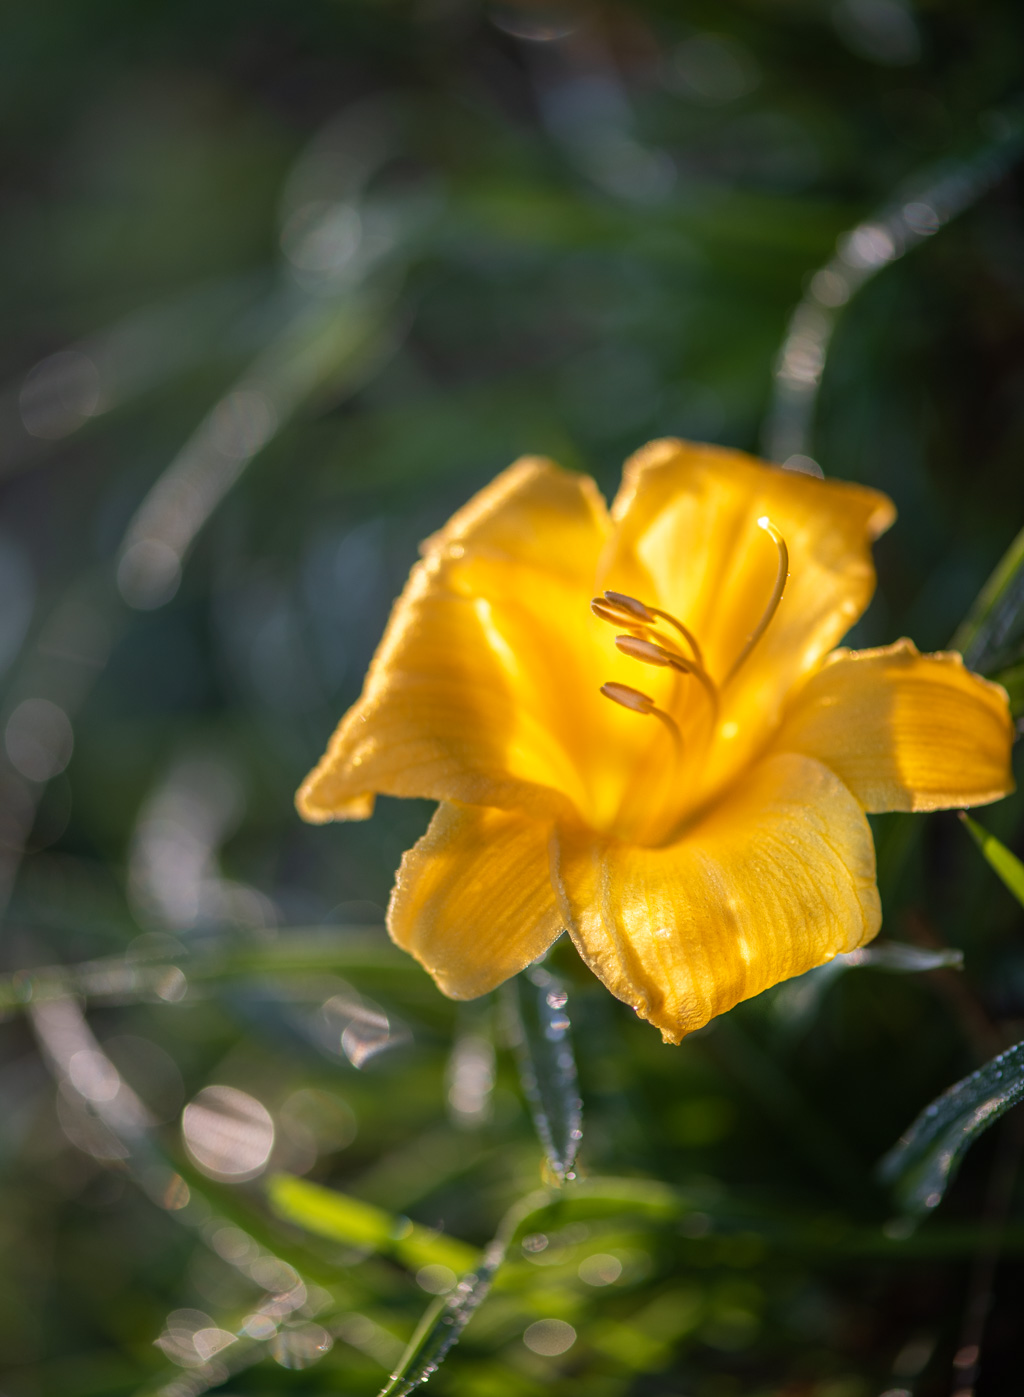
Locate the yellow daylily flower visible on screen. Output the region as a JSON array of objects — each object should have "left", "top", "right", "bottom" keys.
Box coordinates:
[{"left": 297, "top": 439, "right": 1014, "bottom": 1042}]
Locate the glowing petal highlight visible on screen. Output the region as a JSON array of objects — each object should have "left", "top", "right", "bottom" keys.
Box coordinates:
[
  {"left": 602, "top": 440, "right": 896, "bottom": 806},
  {"left": 553, "top": 753, "right": 880, "bottom": 1042},
  {"left": 296, "top": 457, "right": 610, "bottom": 824},
  {"left": 772, "top": 640, "right": 1015, "bottom": 812},
  {"left": 387, "top": 801, "right": 563, "bottom": 998}
]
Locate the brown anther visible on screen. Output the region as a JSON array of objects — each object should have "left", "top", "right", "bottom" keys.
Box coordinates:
[
  {"left": 600, "top": 681, "right": 684, "bottom": 769},
  {"left": 614, "top": 634, "right": 674, "bottom": 667},
  {"left": 603, "top": 591, "right": 653, "bottom": 622},
  {"left": 616, "top": 633, "right": 719, "bottom": 721},
  {"left": 592, "top": 590, "right": 705, "bottom": 668},
  {"left": 600, "top": 682, "right": 655, "bottom": 714}
]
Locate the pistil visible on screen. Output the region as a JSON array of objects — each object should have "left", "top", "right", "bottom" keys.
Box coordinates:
[{"left": 723, "top": 517, "right": 790, "bottom": 685}]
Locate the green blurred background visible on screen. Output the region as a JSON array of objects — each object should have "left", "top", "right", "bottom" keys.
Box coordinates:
[{"left": 2, "top": 1, "right": 1024, "bottom": 1394}]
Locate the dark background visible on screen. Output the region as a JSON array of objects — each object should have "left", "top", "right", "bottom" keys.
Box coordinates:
[{"left": 1, "top": 1, "right": 1024, "bottom": 1394}]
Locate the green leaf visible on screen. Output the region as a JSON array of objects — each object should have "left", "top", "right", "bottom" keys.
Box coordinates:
[
  {"left": 959, "top": 813, "right": 1024, "bottom": 909},
  {"left": 506, "top": 964, "right": 582, "bottom": 1183},
  {"left": 377, "top": 1177, "right": 688, "bottom": 1396},
  {"left": 378, "top": 1243, "right": 505, "bottom": 1397},
  {"left": 267, "top": 1174, "right": 479, "bottom": 1275},
  {"left": 879, "top": 1041, "right": 1024, "bottom": 1215},
  {"left": 0, "top": 929, "right": 419, "bottom": 1015},
  {"left": 951, "top": 520, "right": 1024, "bottom": 670}
]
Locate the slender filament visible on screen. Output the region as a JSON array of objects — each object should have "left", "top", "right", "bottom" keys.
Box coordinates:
[
  {"left": 600, "top": 681, "right": 683, "bottom": 759},
  {"left": 614, "top": 634, "right": 719, "bottom": 723},
  {"left": 593, "top": 591, "right": 703, "bottom": 666},
  {"left": 646, "top": 608, "right": 704, "bottom": 667}
]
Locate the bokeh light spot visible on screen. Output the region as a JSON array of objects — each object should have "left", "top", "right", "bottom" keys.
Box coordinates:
[
  {"left": 5, "top": 699, "right": 73, "bottom": 782},
  {"left": 20, "top": 350, "right": 101, "bottom": 439},
  {"left": 578, "top": 1253, "right": 622, "bottom": 1286},
  {"left": 523, "top": 1319, "right": 577, "bottom": 1356},
  {"left": 416, "top": 1264, "right": 457, "bottom": 1294},
  {"left": 182, "top": 1085, "right": 275, "bottom": 1181}
]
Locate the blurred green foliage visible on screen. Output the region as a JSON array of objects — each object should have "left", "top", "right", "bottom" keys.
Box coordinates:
[{"left": 1, "top": 1, "right": 1024, "bottom": 1395}]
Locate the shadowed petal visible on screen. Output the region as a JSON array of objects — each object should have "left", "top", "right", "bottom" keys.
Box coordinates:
[
  {"left": 387, "top": 801, "right": 563, "bottom": 998},
  {"left": 297, "top": 457, "right": 610, "bottom": 824},
  {"left": 772, "top": 640, "right": 1015, "bottom": 812},
  {"left": 553, "top": 753, "right": 880, "bottom": 1042}
]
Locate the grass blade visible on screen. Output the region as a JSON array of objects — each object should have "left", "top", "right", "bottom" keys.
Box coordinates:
[
  {"left": 267, "top": 1174, "right": 479, "bottom": 1275},
  {"left": 960, "top": 813, "right": 1024, "bottom": 909},
  {"left": 376, "top": 1177, "right": 683, "bottom": 1395},
  {"left": 951, "top": 521, "right": 1024, "bottom": 670},
  {"left": 879, "top": 1042, "right": 1024, "bottom": 1214},
  {"left": 506, "top": 964, "right": 583, "bottom": 1183},
  {"left": 377, "top": 1240, "right": 506, "bottom": 1397}
]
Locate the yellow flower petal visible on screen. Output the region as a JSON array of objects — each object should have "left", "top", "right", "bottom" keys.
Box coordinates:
[
  {"left": 421, "top": 453, "right": 609, "bottom": 584},
  {"left": 552, "top": 752, "right": 880, "bottom": 1042},
  {"left": 296, "top": 457, "right": 610, "bottom": 824},
  {"left": 600, "top": 439, "right": 896, "bottom": 811},
  {"left": 772, "top": 640, "right": 1015, "bottom": 812},
  {"left": 387, "top": 801, "right": 563, "bottom": 998}
]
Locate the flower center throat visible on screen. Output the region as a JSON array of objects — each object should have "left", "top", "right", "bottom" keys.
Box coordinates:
[{"left": 593, "top": 515, "right": 789, "bottom": 772}]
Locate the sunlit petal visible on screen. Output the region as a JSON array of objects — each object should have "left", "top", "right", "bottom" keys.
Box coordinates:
[
  {"left": 772, "top": 640, "right": 1015, "bottom": 811},
  {"left": 553, "top": 753, "right": 880, "bottom": 1042},
  {"left": 297, "top": 457, "right": 611, "bottom": 823},
  {"left": 387, "top": 801, "right": 563, "bottom": 998},
  {"left": 601, "top": 439, "right": 896, "bottom": 810}
]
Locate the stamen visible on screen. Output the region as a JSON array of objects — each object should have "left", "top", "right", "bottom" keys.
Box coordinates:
[
  {"left": 647, "top": 609, "right": 704, "bottom": 667},
  {"left": 724, "top": 516, "right": 790, "bottom": 685},
  {"left": 614, "top": 635, "right": 719, "bottom": 720},
  {"left": 603, "top": 591, "right": 653, "bottom": 622},
  {"left": 591, "top": 591, "right": 704, "bottom": 666},
  {"left": 591, "top": 599, "right": 632, "bottom": 626},
  {"left": 600, "top": 682, "right": 683, "bottom": 759},
  {"left": 600, "top": 681, "right": 655, "bottom": 713},
  {"left": 614, "top": 635, "right": 673, "bottom": 667}
]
